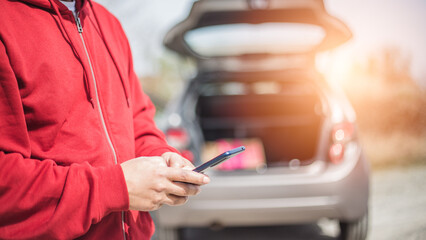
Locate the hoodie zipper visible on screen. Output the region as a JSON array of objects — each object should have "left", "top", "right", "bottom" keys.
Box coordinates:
[{"left": 74, "top": 13, "right": 127, "bottom": 240}]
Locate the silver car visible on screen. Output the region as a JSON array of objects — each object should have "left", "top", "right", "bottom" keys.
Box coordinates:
[{"left": 155, "top": 0, "right": 369, "bottom": 239}]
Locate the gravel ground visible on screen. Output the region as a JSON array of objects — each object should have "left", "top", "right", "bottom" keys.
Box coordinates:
[{"left": 367, "top": 164, "right": 426, "bottom": 240}]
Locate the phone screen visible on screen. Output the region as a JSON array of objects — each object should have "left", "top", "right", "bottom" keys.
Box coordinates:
[{"left": 193, "top": 146, "right": 246, "bottom": 173}]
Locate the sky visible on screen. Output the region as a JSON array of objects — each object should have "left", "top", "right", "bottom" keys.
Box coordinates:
[
  {"left": 97, "top": 0, "right": 426, "bottom": 86},
  {"left": 323, "top": 0, "right": 426, "bottom": 86}
]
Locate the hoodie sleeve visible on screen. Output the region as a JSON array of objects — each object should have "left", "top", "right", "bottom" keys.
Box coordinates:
[
  {"left": 130, "top": 75, "right": 179, "bottom": 157},
  {"left": 0, "top": 40, "right": 129, "bottom": 239},
  {"left": 88, "top": 2, "right": 179, "bottom": 158}
]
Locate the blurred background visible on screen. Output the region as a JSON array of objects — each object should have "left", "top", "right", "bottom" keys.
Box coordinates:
[{"left": 98, "top": 0, "right": 426, "bottom": 239}]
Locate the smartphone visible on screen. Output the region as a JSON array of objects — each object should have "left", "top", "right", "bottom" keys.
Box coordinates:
[{"left": 193, "top": 146, "right": 246, "bottom": 173}]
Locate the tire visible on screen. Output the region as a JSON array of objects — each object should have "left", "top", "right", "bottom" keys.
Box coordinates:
[{"left": 339, "top": 211, "right": 369, "bottom": 240}]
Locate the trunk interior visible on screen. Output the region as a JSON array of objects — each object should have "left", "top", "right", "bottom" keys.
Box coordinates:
[{"left": 195, "top": 79, "right": 324, "bottom": 167}]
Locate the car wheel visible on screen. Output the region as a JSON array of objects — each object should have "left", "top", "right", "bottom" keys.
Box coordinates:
[
  {"left": 339, "top": 211, "right": 369, "bottom": 240},
  {"left": 156, "top": 226, "right": 179, "bottom": 240}
]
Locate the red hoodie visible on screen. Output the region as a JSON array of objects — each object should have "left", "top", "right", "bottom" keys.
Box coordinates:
[{"left": 0, "top": 0, "right": 178, "bottom": 239}]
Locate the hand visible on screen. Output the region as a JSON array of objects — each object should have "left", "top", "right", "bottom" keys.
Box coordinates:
[
  {"left": 120, "top": 156, "right": 210, "bottom": 211},
  {"left": 161, "top": 152, "right": 194, "bottom": 170}
]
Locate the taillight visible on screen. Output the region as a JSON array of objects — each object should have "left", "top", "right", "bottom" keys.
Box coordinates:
[
  {"left": 165, "top": 128, "right": 194, "bottom": 162},
  {"left": 180, "top": 150, "right": 194, "bottom": 162},
  {"left": 329, "top": 122, "right": 355, "bottom": 164},
  {"left": 332, "top": 122, "right": 354, "bottom": 143},
  {"left": 166, "top": 128, "right": 189, "bottom": 145}
]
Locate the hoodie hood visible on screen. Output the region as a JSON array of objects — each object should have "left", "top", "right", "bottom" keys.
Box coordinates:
[
  {"left": 19, "top": 0, "right": 87, "bottom": 13},
  {"left": 15, "top": 0, "right": 131, "bottom": 107}
]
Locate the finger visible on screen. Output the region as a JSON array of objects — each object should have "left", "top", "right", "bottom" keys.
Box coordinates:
[
  {"left": 168, "top": 181, "right": 201, "bottom": 197},
  {"left": 171, "top": 159, "right": 194, "bottom": 170},
  {"left": 179, "top": 158, "right": 195, "bottom": 168},
  {"left": 182, "top": 165, "right": 194, "bottom": 171},
  {"left": 181, "top": 159, "right": 195, "bottom": 170},
  {"left": 167, "top": 154, "right": 195, "bottom": 169},
  {"left": 155, "top": 157, "right": 169, "bottom": 167},
  {"left": 168, "top": 159, "right": 184, "bottom": 168},
  {"left": 166, "top": 168, "right": 210, "bottom": 185},
  {"left": 162, "top": 152, "right": 182, "bottom": 167},
  {"left": 163, "top": 194, "right": 188, "bottom": 206}
]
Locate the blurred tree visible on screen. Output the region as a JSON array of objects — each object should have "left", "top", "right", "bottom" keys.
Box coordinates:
[
  {"left": 365, "top": 47, "right": 413, "bottom": 85},
  {"left": 140, "top": 52, "right": 195, "bottom": 112},
  {"left": 342, "top": 46, "right": 425, "bottom": 167}
]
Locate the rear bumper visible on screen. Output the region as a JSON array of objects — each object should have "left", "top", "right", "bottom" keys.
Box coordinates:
[{"left": 156, "top": 146, "right": 369, "bottom": 228}]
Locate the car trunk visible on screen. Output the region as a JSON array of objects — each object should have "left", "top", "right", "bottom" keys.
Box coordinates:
[
  {"left": 164, "top": 0, "right": 350, "bottom": 168},
  {"left": 164, "top": 0, "right": 351, "bottom": 59},
  {"left": 194, "top": 76, "right": 324, "bottom": 167}
]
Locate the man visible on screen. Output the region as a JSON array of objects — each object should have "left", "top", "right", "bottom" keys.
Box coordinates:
[{"left": 0, "top": 0, "right": 209, "bottom": 239}]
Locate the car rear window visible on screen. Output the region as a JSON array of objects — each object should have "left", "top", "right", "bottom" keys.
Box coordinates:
[
  {"left": 184, "top": 23, "right": 325, "bottom": 57},
  {"left": 199, "top": 81, "right": 315, "bottom": 96}
]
